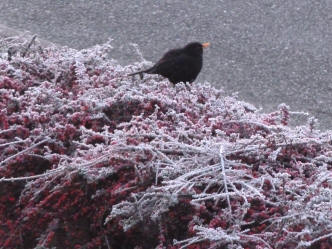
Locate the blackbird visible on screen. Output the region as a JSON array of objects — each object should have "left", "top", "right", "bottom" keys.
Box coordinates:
[{"left": 129, "top": 42, "right": 210, "bottom": 84}]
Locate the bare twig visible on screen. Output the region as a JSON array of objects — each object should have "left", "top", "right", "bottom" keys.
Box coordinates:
[
  {"left": 104, "top": 234, "right": 111, "bottom": 249},
  {"left": 22, "top": 35, "right": 37, "bottom": 57}
]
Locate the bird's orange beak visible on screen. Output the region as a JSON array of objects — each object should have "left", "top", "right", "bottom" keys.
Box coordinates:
[{"left": 202, "top": 42, "right": 210, "bottom": 48}]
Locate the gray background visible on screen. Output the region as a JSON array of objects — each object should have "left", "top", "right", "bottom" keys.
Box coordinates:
[{"left": 0, "top": 0, "right": 331, "bottom": 129}]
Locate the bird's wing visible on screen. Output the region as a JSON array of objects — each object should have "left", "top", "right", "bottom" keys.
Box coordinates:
[
  {"left": 129, "top": 48, "right": 182, "bottom": 77},
  {"left": 157, "top": 48, "right": 183, "bottom": 63},
  {"left": 150, "top": 53, "right": 195, "bottom": 77},
  {"left": 145, "top": 48, "right": 183, "bottom": 73}
]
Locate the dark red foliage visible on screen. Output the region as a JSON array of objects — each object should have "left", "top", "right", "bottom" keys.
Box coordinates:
[{"left": 0, "top": 39, "right": 331, "bottom": 249}]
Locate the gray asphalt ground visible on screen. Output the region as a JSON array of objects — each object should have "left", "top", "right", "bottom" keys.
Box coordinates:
[{"left": 0, "top": 0, "right": 331, "bottom": 129}]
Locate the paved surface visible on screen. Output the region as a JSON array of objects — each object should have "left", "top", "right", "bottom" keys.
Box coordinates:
[{"left": 0, "top": 0, "right": 331, "bottom": 129}]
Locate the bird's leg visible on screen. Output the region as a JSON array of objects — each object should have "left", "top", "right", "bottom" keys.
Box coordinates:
[{"left": 185, "top": 83, "right": 192, "bottom": 91}]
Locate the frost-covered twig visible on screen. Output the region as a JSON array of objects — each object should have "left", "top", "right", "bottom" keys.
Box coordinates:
[
  {"left": 0, "top": 167, "right": 63, "bottom": 182},
  {"left": 174, "top": 226, "right": 240, "bottom": 248},
  {"left": 130, "top": 43, "right": 149, "bottom": 63},
  {"left": 226, "top": 138, "right": 331, "bottom": 156},
  {"left": 0, "top": 138, "right": 51, "bottom": 167},
  {"left": 295, "top": 232, "right": 332, "bottom": 249},
  {"left": 0, "top": 127, "right": 18, "bottom": 136},
  {"left": 223, "top": 119, "right": 276, "bottom": 133},
  {"left": 219, "top": 145, "right": 231, "bottom": 213},
  {"left": 0, "top": 139, "right": 27, "bottom": 148}
]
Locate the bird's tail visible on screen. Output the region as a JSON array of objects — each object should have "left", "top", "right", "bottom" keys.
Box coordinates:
[{"left": 128, "top": 70, "right": 146, "bottom": 80}]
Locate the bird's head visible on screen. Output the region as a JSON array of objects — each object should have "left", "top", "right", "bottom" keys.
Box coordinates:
[{"left": 184, "top": 42, "right": 210, "bottom": 57}]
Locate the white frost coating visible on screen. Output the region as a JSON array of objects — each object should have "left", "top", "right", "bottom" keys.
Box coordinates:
[{"left": 0, "top": 37, "right": 331, "bottom": 248}]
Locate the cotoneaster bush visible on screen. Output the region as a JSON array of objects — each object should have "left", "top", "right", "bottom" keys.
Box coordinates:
[{"left": 0, "top": 37, "right": 331, "bottom": 249}]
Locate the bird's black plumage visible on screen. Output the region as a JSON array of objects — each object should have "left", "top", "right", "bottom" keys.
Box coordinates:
[{"left": 129, "top": 42, "right": 209, "bottom": 84}]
